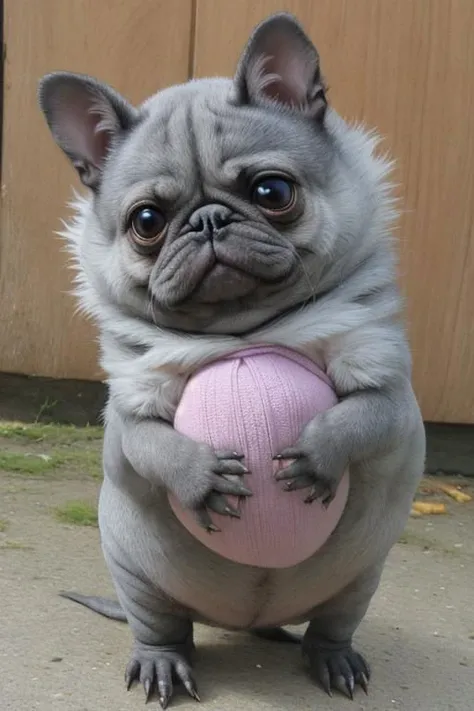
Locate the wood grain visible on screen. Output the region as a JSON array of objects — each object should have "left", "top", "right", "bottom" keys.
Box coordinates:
[
  {"left": 193, "top": 0, "right": 474, "bottom": 423},
  {"left": 2, "top": 0, "right": 473, "bottom": 423},
  {"left": 0, "top": 0, "right": 193, "bottom": 380}
]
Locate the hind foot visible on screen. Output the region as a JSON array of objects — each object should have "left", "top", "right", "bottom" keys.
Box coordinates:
[
  {"left": 125, "top": 641, "right": 199, "bottom": 708},
  {"left": 302, "top": 636, "right": 370, "bottom": 699}
]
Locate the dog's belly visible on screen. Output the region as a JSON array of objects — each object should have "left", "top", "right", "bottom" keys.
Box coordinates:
[
  {"left": 158, "top": 507, "right": 376, "bottom": 629},
  {"left": 99, "top": 476, "right": 391, "bottom": 630},
  {"left": 160, "top": 557, "right": 317, "bottom": 629}
]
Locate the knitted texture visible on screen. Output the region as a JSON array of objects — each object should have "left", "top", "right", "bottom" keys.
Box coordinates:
[{"left": 170, "top": 345, "right": 349, "bottom": 568}]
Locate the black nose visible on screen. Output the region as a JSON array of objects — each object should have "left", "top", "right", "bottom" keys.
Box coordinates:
[{"left": 188, "top": 204, "right": 233, "bottom": 235}]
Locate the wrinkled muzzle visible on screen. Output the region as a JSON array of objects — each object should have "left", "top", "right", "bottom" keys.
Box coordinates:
[{"left": 150, "top": 203, "right": 298, "bottom": 307}]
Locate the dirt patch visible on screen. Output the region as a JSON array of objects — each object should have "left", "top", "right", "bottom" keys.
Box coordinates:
[{"left": 1, "top": 421, "right": 473, "bottom": 710}]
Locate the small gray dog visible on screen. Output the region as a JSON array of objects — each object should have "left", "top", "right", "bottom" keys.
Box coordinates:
[{"left": 38, "top": 12, "right": 425, "bottom": 708}]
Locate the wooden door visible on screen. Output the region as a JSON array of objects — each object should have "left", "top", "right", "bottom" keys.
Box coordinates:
[
  {"left": 1, "top": 0, "right": 473, "bottom": 423},
  {"left": 0, "top": 0, "right": 193, "bottom": 380},
  {"left": 192, "top": 0, "right": 474, "bottom": 424}
]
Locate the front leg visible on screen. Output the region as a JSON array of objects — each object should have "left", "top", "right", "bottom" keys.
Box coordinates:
[
  {"left": 303, "top": 562, "right": 384, "bottom": 699},
  {"left": 105, "top": 404, "right": 252, "bottom": 530},
  {"left": 275, "top": 383, "right": 409, "bottom": 505}
]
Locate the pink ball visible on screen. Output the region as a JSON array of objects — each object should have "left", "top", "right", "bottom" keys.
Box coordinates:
[{"left": 170, "top": 346, "right": 349, "bottom": 568}]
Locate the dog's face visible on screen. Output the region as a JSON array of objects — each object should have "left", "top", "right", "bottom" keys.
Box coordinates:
[
  {"left": 39, "top": 13, "right": 382, "bottom": 335},
  {"left": 94, "top": 79, "right": 334, "bottom": 334}
]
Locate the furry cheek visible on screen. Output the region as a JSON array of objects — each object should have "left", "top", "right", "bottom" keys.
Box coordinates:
[
  {"left": 290, "top": 192, "right": 332, "bottom": 257},
  {"left": 118, "top": 238, "right": 155, "bottom": 286}
]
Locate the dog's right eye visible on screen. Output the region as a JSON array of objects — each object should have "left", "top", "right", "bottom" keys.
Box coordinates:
[{"left": 129, "top": 205, "right": 167, "bottom": 247}]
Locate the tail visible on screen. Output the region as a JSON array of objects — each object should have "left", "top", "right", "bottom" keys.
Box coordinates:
[
  {"left": 59, "top": 590, "right": 302, "bottom": 644},
  {"left": 59, "top": 591, "right": 127, "bottom": 622}
]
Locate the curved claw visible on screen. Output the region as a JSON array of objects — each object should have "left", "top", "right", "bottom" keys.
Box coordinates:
[
  {"left": 304, "top": 482, "right": 335, "bottom": 506},
  {"left": 305, "top": 644, "right": 370, "bottom": 699},
  {"left": 283, "top": 476, "right": 314, "bottom": 492},
  {"left": 191, "top": 473, "right": 253, "bottom": 532},
  {"left": 215, "top": 449, "right": 245, "bottom": 460},
  {"left": 143, "top": 677, "right": 153, "bottom": 702},
  {"left": 318, "top": 662, "right": 332, "bottom": 697},
  {"left": 273, "top": 447, "right": 302, "bottom": 461},
  {"left": 274, "top": 462, "right": 306, "bottom": 481},
  {"left": 338, "top": 668, "right": 355, "bottom": 699},
  {"left": 214, "top": 460, "right": 249, "bottom": 476},
  {"left": 125, "top": 658, "right": 140, "bottom": 690},
  {"left": 358, "top": 671, "right": 369, "bottom": 695},
  {"left": 274, "top": 456, "right": 338, "bottom": 506},
  {"left": 184, "top": 680, "right": 201, "bottom": 701},
  {"left": 175, "top": 660, "right": 199, "bottom": 702},
  {"left": 206, "top": 492, "right": 241, "bottom": 518},
  {"left": 158, "top": 686, "right": 172, "bottom": 709},
  {"left": 125, "top": 647, "right": 198, "bottom": 708},
  {"left": 158, "top": 687, "right": 171, "bottom": 708},
  {"left": 210, "top": 474, "right": 252, "bottom": 497},
  {"left": 194, "top": 507, "right": 220, "bottom": 533}
]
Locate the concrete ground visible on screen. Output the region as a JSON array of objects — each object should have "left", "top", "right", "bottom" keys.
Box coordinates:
[{"left": 1, "top": 423, "right": 473, "bottom": 711}]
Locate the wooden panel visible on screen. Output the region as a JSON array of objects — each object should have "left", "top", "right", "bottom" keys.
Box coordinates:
[
  {"left": 193, "top": 0, "right": 474, "bottom": 424},
  {"left": 0, "top": 0, "right": 193, "bottom": 380}
]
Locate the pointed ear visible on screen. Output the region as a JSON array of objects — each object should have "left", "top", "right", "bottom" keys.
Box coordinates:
[
  {"left": 38, "top": 72, "right": 138, "bottom": 190},
  {"left": 235, "top": 13, "right": 327, "bottom": 121}
]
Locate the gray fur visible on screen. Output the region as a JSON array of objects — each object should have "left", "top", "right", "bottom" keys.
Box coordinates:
[{"left": 39, "top": 12, "right": 425, "bottom": 706}]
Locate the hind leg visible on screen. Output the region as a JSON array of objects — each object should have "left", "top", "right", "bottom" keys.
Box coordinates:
[
  {"left": 303, "top": 562, "right": 384, "bottom": 699},
  {"left": 104, "top": 548, "right": 199, "bottom": 708}
]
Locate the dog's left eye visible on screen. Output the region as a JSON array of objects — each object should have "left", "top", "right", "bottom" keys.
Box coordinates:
[
  {"left": 129, "top": 205, "right": 167, "bottom": 247},
  {"left": 252, "top": 177, "right": 296, "bottom": 213}
]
